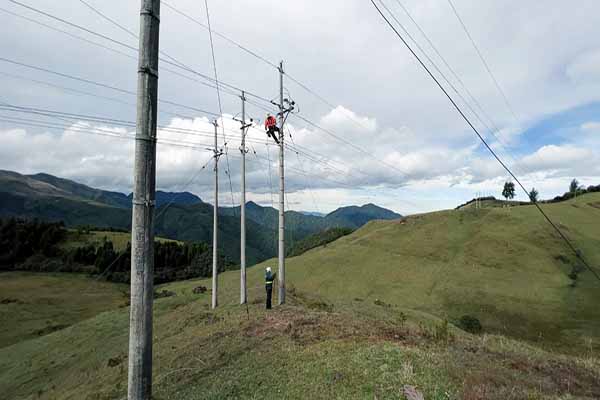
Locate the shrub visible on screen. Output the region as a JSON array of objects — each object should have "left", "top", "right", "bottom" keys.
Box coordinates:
[{"left": 458, "top": 315, "right": 483, "bottom": 334}]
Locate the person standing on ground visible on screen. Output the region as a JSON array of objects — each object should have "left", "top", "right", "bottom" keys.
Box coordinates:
[{"left": 265, "top": 266, "right": 276, "bottom": 309}]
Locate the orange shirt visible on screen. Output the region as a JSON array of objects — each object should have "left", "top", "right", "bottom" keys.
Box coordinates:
[{"left": 265, "top": 116, "right": 277, "bottom": 129}]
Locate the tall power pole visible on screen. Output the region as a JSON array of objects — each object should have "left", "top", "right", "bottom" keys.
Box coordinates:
[
  {"left": 128, "top": 0, "right": 160, "bottom": 399},
  {"left": 212, "top": 119, "right": 220, "bottom": 309},
  {"left": 277, "top": 61, "right": 286, "bottom": 305},
  {"left": 239, "top": 91, "right": 248, "bottom": 304}
]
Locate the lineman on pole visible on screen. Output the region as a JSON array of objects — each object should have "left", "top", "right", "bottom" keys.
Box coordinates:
[{"left": 264, "top": 113, "right": 280, "bottom": 144}]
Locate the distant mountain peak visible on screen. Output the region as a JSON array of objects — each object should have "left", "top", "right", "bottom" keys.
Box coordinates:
[{"left": 325, "top": 203, "right": 402, "bottom": 228}]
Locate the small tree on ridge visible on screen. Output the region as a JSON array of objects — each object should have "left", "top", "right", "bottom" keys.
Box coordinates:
[
  {"left": 529, "top": 187, "right": 539, "bottom": 203},
  {"left": 502, "top": 181, "right": 516, "bottom": 204}
]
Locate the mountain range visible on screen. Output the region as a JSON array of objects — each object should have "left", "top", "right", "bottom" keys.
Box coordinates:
[{"left": 0, "top": 170, "right": 402, "bottom": 264}]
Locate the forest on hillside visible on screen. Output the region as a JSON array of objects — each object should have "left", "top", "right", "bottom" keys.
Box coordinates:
[{"left": 0, "top": 218, "right": 231, "bottom": 284}]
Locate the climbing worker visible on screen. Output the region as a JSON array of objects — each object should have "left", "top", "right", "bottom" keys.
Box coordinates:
[
  {"left": 264, "top": 113, "right": 280, "bottom": 144},
  {"left": 265, "top": 266, "right": 276, "bottom": 309}
]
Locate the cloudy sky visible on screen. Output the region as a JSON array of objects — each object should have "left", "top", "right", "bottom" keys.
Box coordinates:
[{"left": 1, "top": 0, "right": 599, "bottom": 214}]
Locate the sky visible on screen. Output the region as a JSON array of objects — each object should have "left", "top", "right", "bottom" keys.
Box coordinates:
[{"left": 1, "top": 0, "right": 600, "bottom": 215}]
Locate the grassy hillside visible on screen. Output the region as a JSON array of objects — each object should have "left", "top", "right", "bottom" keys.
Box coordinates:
[
  {"left": 288, "top": 227, "right": 354, "bottom": 257},
  {"left": 2, "top": 193, "right": 600, "bottom": 399},
  {"left": 60, "top": 229, "right": 181, "bottom": 252},
  {"left": 256, "top": 192, "right": 600, "bottom": 353},
  {"left": 1, "top": 273, "right": 599, "bottom": 399},
  {"left": 0, "top": 272, "right": 127, "bottom": 348}
]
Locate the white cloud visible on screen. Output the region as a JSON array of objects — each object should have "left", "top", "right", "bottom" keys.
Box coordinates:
[
  {"left": 519, "top": 145, "right": 595, "bottom": 174},
  {"left": 2, "top": 0, "right": 600, "bottom": 214},
  {"left": 320, "top": 106, "right": 377, "bottom": 134}
]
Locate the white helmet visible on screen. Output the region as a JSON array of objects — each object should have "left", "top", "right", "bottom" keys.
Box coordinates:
[{"left": 266, "top": 267, "right": 272, "bottom": 272}]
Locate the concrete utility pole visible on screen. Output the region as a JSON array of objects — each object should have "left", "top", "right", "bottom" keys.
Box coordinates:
[
  {"left": 239, "top": 91, "right": 249, "bottom": 305},
  {"left": 212, "top": 119, "right": 220, "bottom": 309},
  {"left": 128, "top": 1, "right": 160, "bottom": 399},
  {"left": 277, "top": 61, "right": 286, "bottom": 305}
]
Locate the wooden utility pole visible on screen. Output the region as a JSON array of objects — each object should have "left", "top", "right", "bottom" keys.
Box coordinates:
[
  {"left": 212, "top": 119, "right": 220, "bottom": 309},
  {"left": 277, "top": 61, "right": 286, "bottom": 305},
  {"left": 240, "top": 91, "right": 248, "bottom": 304},
  {"left": 128, "top": 1, "right": 160, "bottom": 399}
]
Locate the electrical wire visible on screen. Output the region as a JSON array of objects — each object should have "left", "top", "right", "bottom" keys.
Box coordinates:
[
  {"left": 292, "top": 113, "right": 409, "bottom": 177},
  {"left": 204, "top": 0, "right": 237, "bottom": 215},
  {"left": 162, "top": 1, "right": 279, "bottom": 70},
  {"left": 3, "top": 1, "right": 272, "bottom": 105},
  {"left": 391, "top": 0, "right": 499, "bottom": 138},
  {"left": 93, "top": 157, "right": 214, "bottom": 281},
  {"left": 0, "top": 6, "right": 237, "bottom": 97},
  {"left": 370, "top": 0, "right": 600, "bottom": 282},
  {"left": 380, "top": 0, "right": 522, "bottom": 170},
  {"left": 0, "top": 101, "right": 373, "bottom": 185},
  {"left": 286, "top": 125, "right": 322, "bottom": 215},
  {"left": 0, "top": 104, "right": 283, "bottom": 149},
  {"left": 0, "top": 70, "right": 209, "bottom": 121},
  {"left": 8, "top": 0, "right": 137, "bottom": 51},
  {"left": 0, "top": 57, "right": 220, "bottom": 118},
  {"left": 445, "top": 0, "right": 520, "bottom": 124},
  {"left": 77, "top": 0, "right": 137, "bottom": 39}
]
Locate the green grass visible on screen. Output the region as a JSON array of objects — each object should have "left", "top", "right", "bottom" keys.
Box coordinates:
[
  {"left": 253, "top": 193, "right": 600, "bottom": 354},
  {"left": 1, "top": 276, "right": 598, "bottom": 400},
  {"left": 2, "top": 193, "right": 600, "bottom": 399},
  {"left": 60, "top": 230, "right": 181, "bottom": 252},
  {"left": 0, "top": 272, "right": 128, "bottom": 348}
]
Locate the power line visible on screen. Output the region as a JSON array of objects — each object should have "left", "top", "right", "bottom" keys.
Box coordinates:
[
  {"left": 0, "top": 70, "right": 211, "bottom": 121},
  {"left": 0, "top": 70, "right": 134, "bottom": 106},
  {"left": 370, "top": 0, "right": 600, "bottom": 282},
  {"left": 0, "top": 6, "right": 135, "bottom": 60},
  {"left": 0, "top": 109, "right": 410, "bottom": 211},
  {"left": 161, "top": 1, "right": 279, "bottom": 70},
  {"left": 0, "top": 103, "right": 281, "bottom": 148},
  {"left": 77, "top": 0, "right": 137, "bottom": 39},
  {"left": 380, "top": 0, "right": 520, "bottom": 168},
  {"left": 4, "top": 1, "right": 272, "bottom": 105},
  {"left": 375, "top": 0, "right": 526, "bottom": 185},
  {"left": 0, "top": 57, "right": 221, "bottom": 118},
  {"left": 76, "top": 0, "right": 206, "bottom": 82},
  {"left": 252, "top": 144, "right": 275, "bottom": 208},
  {"left": 286, "top": 125, "right": 322, "bottom": 214},
  {"left": 8, "top": 0, "right": 137, "bottom": 51},
  {"left": 2, "top": 104, "right": 411, "bottom": 205},
  {"left": 390, "top": 0, "right": 519, "bottom": 167},
  {"left": 0, "top": 56, "right": 133, "bottom": 94},
  {"left": 160, "top": 0, "right": 376, "bottom": 138},
  {"left": 286, "top": 114, "right": 414, "bottom": 183},
  {"left": 0, "top": 116, "right": 217, "bottom": 152},
  {"left": 204, "top": 0, "right": 237, "bottom": 215},
  {"left": 0, "top": 6, "right": 236, "bottom": 97},
  {"left": 0, "top": 65, "right": 408, "bottom": 200},
  {"left": 1, "top": 101, "right": 381, "bottom": 196},
  {"left": 292, "top": 113, "right": 410, "bottom": 178},
  {"left": 93, "top": 157, "right": 213, "bottom": 283},
  {"left": 445, "top": 0, "right": 520, "bottom": 123}
]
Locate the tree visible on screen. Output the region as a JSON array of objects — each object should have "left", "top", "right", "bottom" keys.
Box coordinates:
[
  {"left": 529, "top": 187, "right": 539, "bottom": 203},
  {"left": 502, "top": 181, "right": 516, "bottom": 202},
  {"left": 570, "top": 178, "right": 580, "bottom": 194}
]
